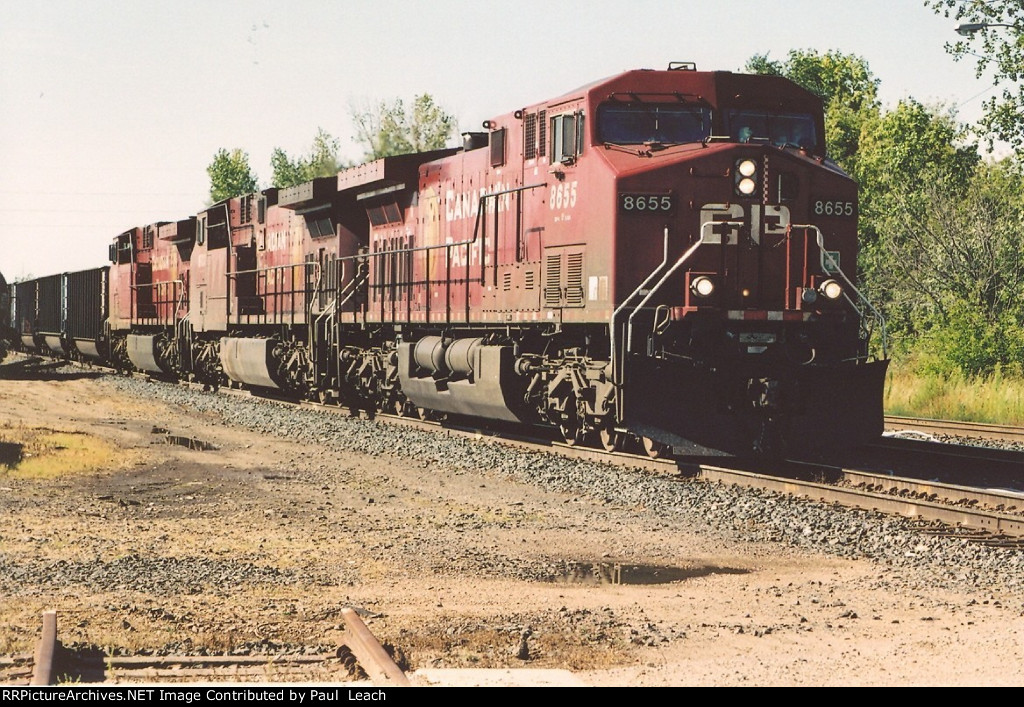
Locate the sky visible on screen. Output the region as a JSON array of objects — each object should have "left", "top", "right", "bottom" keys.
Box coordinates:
[{"left": 0, "top": 0, "right": 1004, "bottom": 280}]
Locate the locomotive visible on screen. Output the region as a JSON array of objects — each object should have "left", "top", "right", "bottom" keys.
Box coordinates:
[{"left": 8, "top": 63, "right": 889, "bottom": 457}]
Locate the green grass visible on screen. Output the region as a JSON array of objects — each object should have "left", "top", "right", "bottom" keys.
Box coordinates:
[{"left": 885, "top": 366, "right": 1024, "bottom": 425}]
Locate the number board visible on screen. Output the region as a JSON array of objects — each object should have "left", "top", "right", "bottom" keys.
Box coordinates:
[
  {"left": 812, "top": 199, "right": 856, "bottom": 218},
  {"left": 619, "top": 193, "right": 675, "bottom": 214}
]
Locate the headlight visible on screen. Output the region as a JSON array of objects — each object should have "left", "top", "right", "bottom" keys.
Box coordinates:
[
  {"left": 819, "top": 279, "right": 843, "bottom": 300},
  {"left": 737, "top": 178, "right": 757, "bottom": 195},
  {"left": 690, "top": 275, "right": 715, "bottom": 298},
  {"left": 735, "top": 159, "right": 758, "bottom": 196}
]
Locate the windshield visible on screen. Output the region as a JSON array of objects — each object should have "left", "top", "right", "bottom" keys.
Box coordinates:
[
  {"left": 728, "top": 110, "right": 818, "bottom": 149},
  {"left": 598, "top": 102, "right": 711, "bottom": 145}
]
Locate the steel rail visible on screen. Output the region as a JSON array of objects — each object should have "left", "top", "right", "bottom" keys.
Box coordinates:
[
  {"left": 692, "top": 464, "right": 1024, "bottom": 538},
  {"left": 885, "top": 416, "right": 1024, "bottom": 443},
  {"left": 15, "top": 356, "right": 1024, "bottom": 543},
  {"left": 30, "top": 610, "right": 57, "bottom": 686},
  {"left": 340, "top": 607, "right": 410, "bottom": 687}
]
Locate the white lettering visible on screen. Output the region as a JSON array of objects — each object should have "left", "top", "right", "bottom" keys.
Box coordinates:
[
  {"left": 444, "top": 182, "right": 512, "bottom": 222},
  {"left": 699, "top": 203, "right": 791, "bottom": 244}
]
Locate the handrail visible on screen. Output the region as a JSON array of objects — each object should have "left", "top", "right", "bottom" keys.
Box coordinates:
[
  {"left": 626, "top": 220, "right": 738, "bottom": 352},
  {"left": 130, "top": 278, "right": 183, "bottom": 327},
  {"left": 614, "top": 219, "right": 738, "bottom": 422},
  {"left": 332, "top": 182, "right": 545, "bottom": 325},
  {"left": 226, "top": 261, "right": 321, "bottom": 326},
  {"left": 335, "top": 260, "right": 367, "bottom": 312},
  {"left": 227, "top": 261, "right": 319, "bottom": 278},
  {"left": 336, "top": 182, "right": 547, "bottom": 264},
  {"left": 798, "top": 223, "right": 889, "bottom": 358},
  {"left": 610, "top": 226, "right": 669, "bottom": 402}
]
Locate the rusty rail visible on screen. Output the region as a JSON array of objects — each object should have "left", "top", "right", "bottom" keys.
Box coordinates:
[
  {"left": 340, "top": 607, "right": 410, "bottom": 686},
  {"left": 30, "top": 611, "right": 57, "bottom": 685}
]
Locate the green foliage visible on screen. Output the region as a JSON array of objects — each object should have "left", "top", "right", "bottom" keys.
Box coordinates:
[
  {"left": 746, "top": 49, "right": 879, "bottom": 111},
  {"left": 745, "top": 49, "right": 881, "bottom": 169},
  {"left": 885, "top": 365, "right": 1024, "bottom": 424},
  {"left": 270, "top": 128, "right": 342, "bottom": 188},
  {"left": 862, "top": 156, "right": 1024, "bottom": 376},
  {"left": 206, "top": 148, "right": 258, "bottom": 203},
  {"left": 917, "top": 304, "right": 1024, "bottom": 377},
  {"left": 351, "top": 94, "right": 454, "bottom": 161},
  {"left": 855, "top": 99, "right": 978, "bottom": 192},
  {"left": 854, "top": 99, "right": 980, "bottom": 245},
  {"left": 927, "top": 0, "right": 1024, "bottom": 154}
]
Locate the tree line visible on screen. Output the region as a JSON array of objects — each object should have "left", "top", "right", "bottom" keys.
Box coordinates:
[{"left": 206, "top": 94, "right": 455, "bottom": 203}]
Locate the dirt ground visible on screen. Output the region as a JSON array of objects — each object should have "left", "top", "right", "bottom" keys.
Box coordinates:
[{"left": 1, "top": 370, "right": 1023, "bottom": 687}]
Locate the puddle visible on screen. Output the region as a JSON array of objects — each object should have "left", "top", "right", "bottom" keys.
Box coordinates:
[
  {"left": 164, "top": 435, "right": 217, "bottom": 451},
  {"left": 546, "top": 561, "right": 749, "bottom": 585}
]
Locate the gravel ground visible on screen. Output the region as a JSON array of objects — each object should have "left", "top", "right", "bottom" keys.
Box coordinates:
[
  {"left": 96, "top": 374, "right": 1024, "bottom": 596},
  {"left": 2, "top": 365, "right": 1024, "bottom": 686}
]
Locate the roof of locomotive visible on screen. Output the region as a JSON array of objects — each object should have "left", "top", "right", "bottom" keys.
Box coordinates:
[{"left": 520, "top": 66, "right": 824, "bottom": 116}]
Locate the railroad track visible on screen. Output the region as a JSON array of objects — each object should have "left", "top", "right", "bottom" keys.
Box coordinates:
[
  {"left": 3, "top": 609, "right": 409, "bottom": 686},
  {"left": 885, "top": 415, "right": 1024, "bottom": 444}
]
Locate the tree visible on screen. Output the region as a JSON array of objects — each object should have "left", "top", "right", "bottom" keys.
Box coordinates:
[
  {"left": 855, "top": 98, "right": 979, "bottom": 222},
  {"left": 270, "top": 128, "right": 343, "bottom": 188},
  {"left": 868, "top": 159, "right": 1024, "bottom": 375},
  {"left": 351, "top": 94, "right": 454, "bottom": 161},
  {"left": 852, "top": 99, "right": 981, "bottom": 347},
  {"left": 207, "top": 148, "right": 258, "bottom": 203},
  {"left": 928, "top": 0, "right": 1024, "bottom": 153},
  {"left": 746, "top": 49, "right": 879, "bottom": 112},
  {"left": 745, "top": 50, "right": 880, "bottom": 170}
]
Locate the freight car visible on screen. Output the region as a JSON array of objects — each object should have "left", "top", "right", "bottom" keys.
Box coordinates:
[
  {"left": 18, "top": 63, "right": 890, "bottom": 457},
  {"left": 0, "top": 271, "right": 11, "bottom": 360},
  {"left": 10, "top": 267, "right": 109, "bottom": 362}
]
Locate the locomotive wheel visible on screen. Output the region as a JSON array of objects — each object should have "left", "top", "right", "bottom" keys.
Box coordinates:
[
  {"left": 560, "top": 421, "right": 585, "bottom": 446},
  {"left": 598, "top": 426, "right": 623, "bottom": 453},
  {"left": 642, "top": 437, "right": 672, "bottom": 459}
]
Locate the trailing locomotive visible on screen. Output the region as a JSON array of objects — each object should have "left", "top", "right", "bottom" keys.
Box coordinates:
[{"left": 9, "top": 64, "right": 889, "bottom": 457}]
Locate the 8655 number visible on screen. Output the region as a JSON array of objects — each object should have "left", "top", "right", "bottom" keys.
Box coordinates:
[
  {"left": 620, "top": 193, "right": 675, "bottom": 213},
  {"left": 813, "top": 200, "right": 855, "bottom": 217}
]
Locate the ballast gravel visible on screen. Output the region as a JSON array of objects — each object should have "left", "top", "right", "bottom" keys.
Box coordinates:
[{"left": 97, "top": 375, "right": 1024, "bottom": 598}]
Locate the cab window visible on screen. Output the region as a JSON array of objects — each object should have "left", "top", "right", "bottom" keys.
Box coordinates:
[
  {"left": 728, "top": 110, "right": 818, "bottom": 149},
  {"left": 597, "top": 102, "right": 711, "bottom": 145},
  {"left": 551, "top": 112, "right": 584, "bottom": 164}
]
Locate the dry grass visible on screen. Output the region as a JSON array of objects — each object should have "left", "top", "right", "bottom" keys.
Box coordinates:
[
  {"left": 884, "top": 367, "right": 1024, "bottom": 425},
  {"left": 0, "top": 424, "right": 129, "bottom": 479}
]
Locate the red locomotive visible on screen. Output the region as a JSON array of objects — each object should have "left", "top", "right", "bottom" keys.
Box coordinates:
[{"left": 13, "top": 63, "right": 890, "bottom": 457}]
